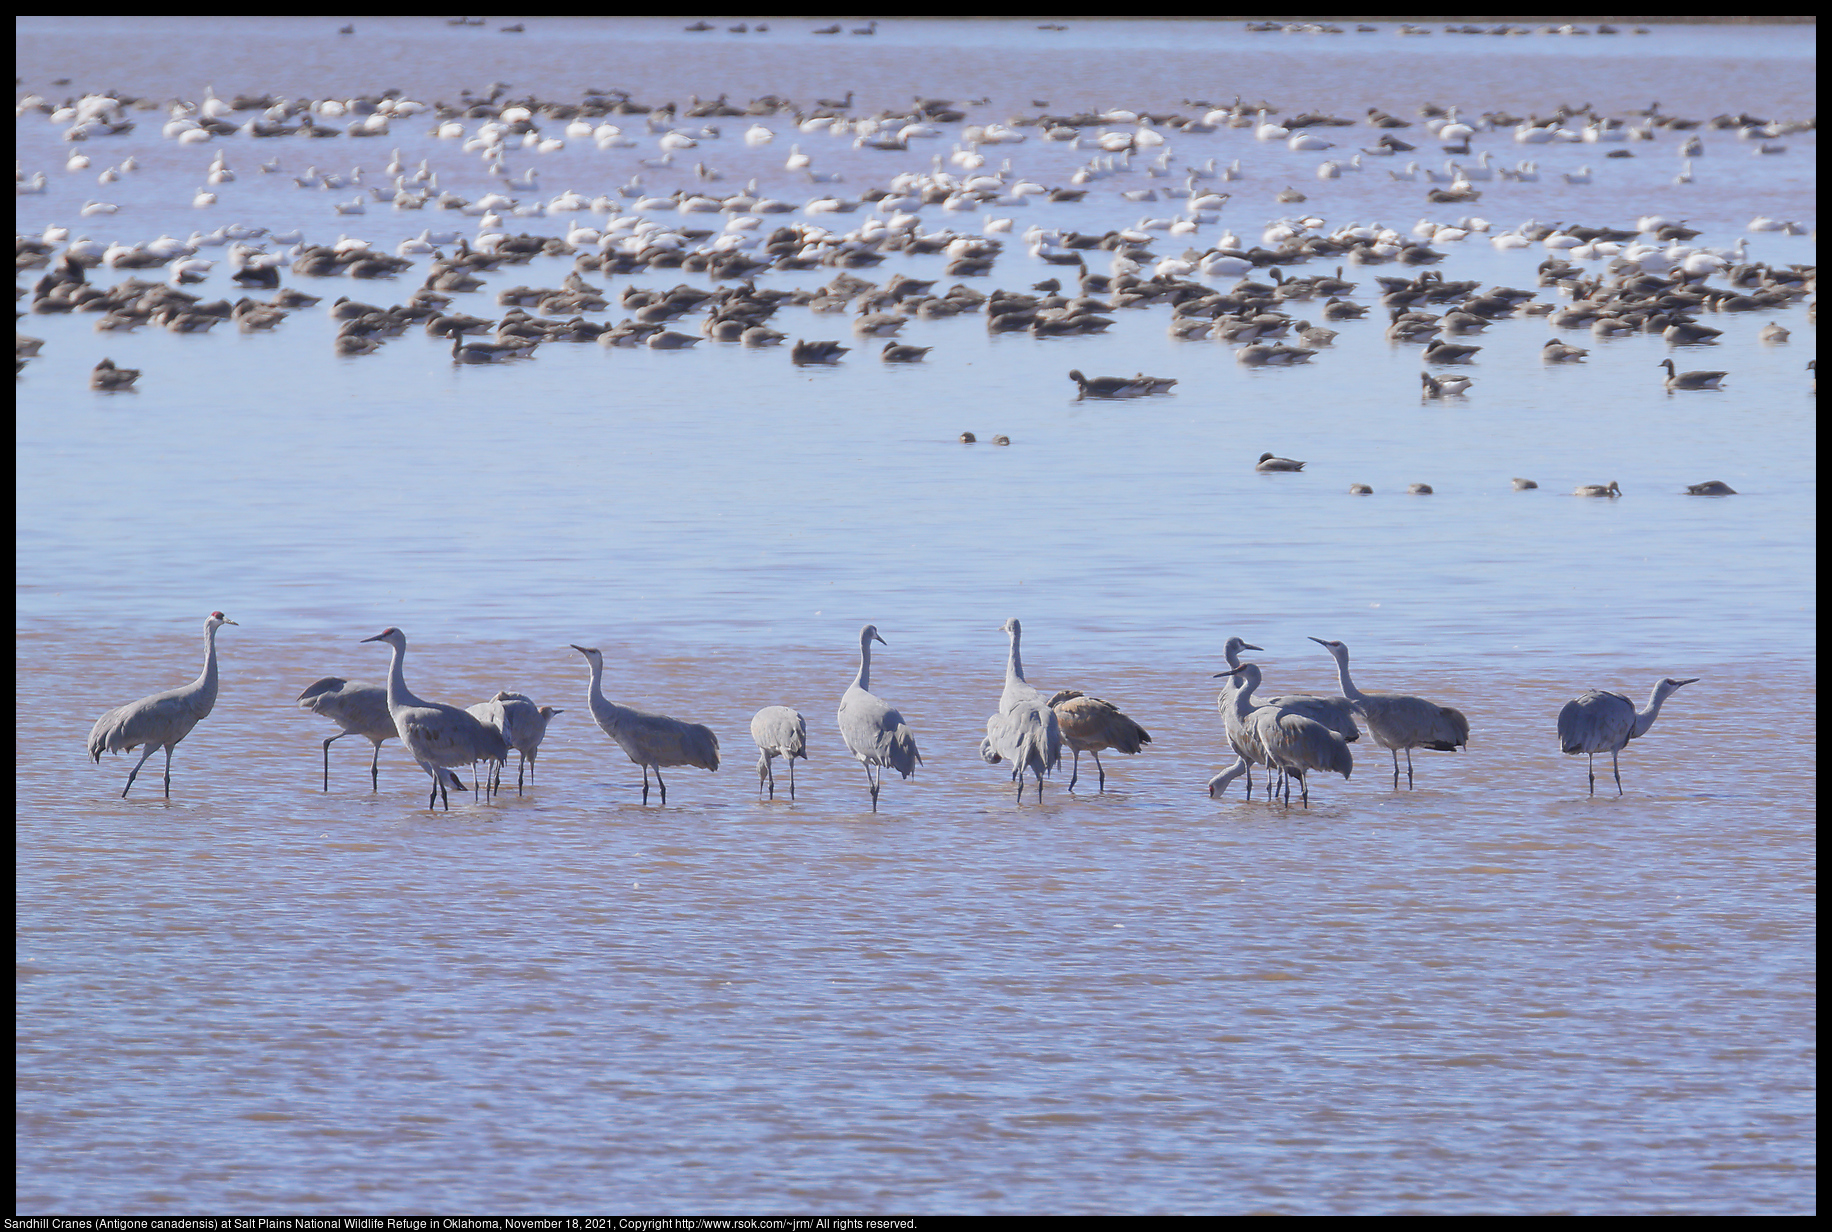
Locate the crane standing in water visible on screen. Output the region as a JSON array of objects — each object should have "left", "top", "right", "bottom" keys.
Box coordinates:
[
  {"left": 1557, "top": 677, "right": 1699, "bottom": 795},
  {"left": 88, "top": 612, "right": 237, "bottom": 798}
]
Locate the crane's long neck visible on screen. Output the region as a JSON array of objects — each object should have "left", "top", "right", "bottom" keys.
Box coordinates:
[
  {"left": 1231, "top": 667, "right": 1261, "bottom": 717},
  {"left": 195, "top": 622, "right": 222, "bottom": 709},
  {"left": 1327, "top": 650, "right": 1367, "bottom": 702},
  {"left": 855, "top": 636, "right": 872, "bottom": 693},
  {"left": 1633, "top": 683, "right": 1675, "bottom": 739},
  {"left": 382, "top": 639, "right": 423, "bottom": 711},
  {"left": 1005, "top": 629, "right": 1026, "bottom": 688},
  {"left": 584, "top": 655, "right": 612, "bottom": 713}
]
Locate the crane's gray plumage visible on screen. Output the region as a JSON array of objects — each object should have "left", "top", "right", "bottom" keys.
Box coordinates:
[
  {"left": 466, "top": 692, "right": 563, "bottom": 795},
  {"left": 494, "top": 691, "right": 562, "bottom": 793},
  {"left": 1557, "top": 677, "right": 1698, "bottom": 796},
  {"left": 1216, "top": 663, "right": 1353, "bottom": 806},
  {"left": 571, "top": 644, "right": 720, "bottom": 804},
  {"left": 1309, "top": 637, "right": 1469, "bottom": 788},
  {"left": 87, "top": 611, "right": 236, "bottom": 798},
  {"left": 1212, "top": 636, "right": 1267, "bottom": 798},
  {"left": 359, "top": 627, "right": 510, "bottom": 810},
  {"left": 982, "top": 618, "right": 1063, "bottom": 802},
  {"left": 1046, "top": 689, "right": 1150, "bottom": 793},
  {"left": 837, "top": 624, "right": 922, "bottom": 812},
  {"left": 296, "top": 675, "right": 464, "bottom": 794},
  {"left": 750, "top": 705, "right": 808, "bottom": 800}
]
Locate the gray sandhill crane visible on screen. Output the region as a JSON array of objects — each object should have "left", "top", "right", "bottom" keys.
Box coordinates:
[
  {"left": 837, "top": 624, "right": 922, "bottom": 812},
  {"left": 570, "top": 645, "right": 719, "bottom": 804},
  {"left": 358, "top": 627, "right": 510, "bottom": 809},
  {"left": 87, "top": 611, "right": 236, "bottom": 798},
  {"left": 1308, "top": 637, "right": 1469, "bottom": 788},
  {"left": 1216, "top": 663, "right": 1353, "bottom": 806},
  {"left": 1212, "top": 635, "right": 1268, "bottom": 798},
  {"left": 1211, "top": 636, "right": 1354, "bottom": 798},
  {"left": 980, "top": 618, "right": 1063, "bottom": 802},
  {"left": 297, "top": 676, "right": 466, "bottom": 793},
  {"left": 1557, "top": 677, "right": 1698, "bottom": 796},
  {"left": 1046, "top": 690, "right": 1150, "bottom": 793},
  {"left": 466, "top": 692, "right": 563, "bottom": 795},
  {"left": 750, "top": 705, "right": 808, "bottom": 800},
  {"left": 493, "top": 691, "right": 562, "bottom": 793}
]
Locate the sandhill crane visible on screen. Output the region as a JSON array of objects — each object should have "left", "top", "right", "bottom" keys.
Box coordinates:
[
  {"left": 980, "top": 618, "right": 1063, "bottom": 802},
  {"left": 837, "top": 624, "right": 922, "bottom": 812},
  {"left": 1309, "top": 637, "right": 1469, "bottom": 788},
  {"left": 1212, "top": 636, "right": 1355, "bottom": 795},
  {"left": 750, "top": 705, "right": 808, "bottom": 800},
  {"left": 570, "top": 645, "right": 720, "bottom": 804},
  {"left": 1557, "top": 677, "right": 1698, "bottom": 796},
  {"left": 466, "top": 692, "right": 563, "bottom": 795},
  {"left": 492, "top": 691, "right": 562, "bottom": 793},
  {"left": 296, "top": 676, "right": 465, "bottom": 793},
  {"left": 87, "top": 611, "right": 236, "bottom": 798},
  {"left": 1216, "top": 663, "right": 1353, "bottom": 806},
  {"left": 1046, "top": 689, "right": 1150, "bottom": 793},
  {"left": 1212, "top": 636, "right": 1267, "bottom": 798},
  {"left": 359, "top": 627, "right": 510, "bottom": 809}
]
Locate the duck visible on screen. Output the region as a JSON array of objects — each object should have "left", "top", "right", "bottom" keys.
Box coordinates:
[
  {"left": 1420, "top": 371, "right": 1473, "bottom": 398},
  {"left": 1255, "top": 452, "right": 1306, "bottom": 473},
  {"left": 1542, "top": 338, "right": 1589, "bottom": 362},
  {"left": 1511, "top": 478, "right": 1539, "bottom": 490},
  {"left": 1349, "top": 483, "right": 1373, "bottom": 495},
  {"left": 89, "top": 357, "right": 140, "bottom": 390},
  {"left": 881, "top": 343, "right": 932, "bottom": 363},
  {"left": 1685, "top": 480, "right": 1736, "bottom": 495},
  {"left": 791, "top": 339, "right": 849, "bottom": 365},
  {"left": 1066, "top": 369, "right": 1150, "bottom": 399},
  {"left": 1574, "top": 481, "right": 1622, "bottom": 498},
  {"left": 1659, "top": 358, "right": 1726, "bottom": 390},
  {"left": 1408, "top": 483, "right": 1434, "bottom": 495}
]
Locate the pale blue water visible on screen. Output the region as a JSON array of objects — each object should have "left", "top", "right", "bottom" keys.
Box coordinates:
[{"left": 15, "top": 17, "right": 1816, "bottom": 1215}]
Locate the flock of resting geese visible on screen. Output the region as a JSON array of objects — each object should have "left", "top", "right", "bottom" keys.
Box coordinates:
[
  {"left": 87, "top": 613, "right": 1699, "bottom": 813},
  {"left": 19, "top": 41, "right": 1812, "bottom": 503}
]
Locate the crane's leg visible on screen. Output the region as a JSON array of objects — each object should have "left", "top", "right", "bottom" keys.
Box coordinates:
[
  {"left": 1092, "top": 749, "right": 1107, "bottom": 793},
  {"left": 369, "top": 741, "right": 382, "bottom": 792},
  {"left": 1611, "top": 749, "right": 1623, "bottom": 796},
  {"left": 1585, "top": 753, "right": 1596, "bottom": 796},
  {"left": 1405, "top": 748, "right": 1415, "bottom": 789},
  {"left": 322, "top": 733, "right": 342, "bottom": 791},
  {"left": 655, "top": 767, "right": 668, "bottom": 805},
  {"left": 1390, "top": 748, "right": 1402, "bottom": 789},
  {"left": 1299, "top": 771, "right": 1309, "bottom": 808},
  {"left": 1034, "top": 766, "right": 1044, "bottom": 802},
  {"left": 787, "top": 756, "right": 795, "bottom": 802},
  {"left": 162, "top": 745, "right": 176, "bottom": 798},
  {"left": 517, "top": 751, "right": 527, "bottom": 795},
  {"left": 1068, "top": 749, "right": 1081, "bottom": 792},
  {"left": 118, "top": 744, "right": 159, "bottom": 798},
  {"left": 866, "top": 762, "right": 880, "bottom": 812},
  {"left": 641, "top": 765, "right": 651, "bottom": 804}
]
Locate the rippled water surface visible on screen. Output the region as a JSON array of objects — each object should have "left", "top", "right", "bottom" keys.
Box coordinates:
[{"left": 15, "top": 16, "right": 1816, "bottom": 1214}]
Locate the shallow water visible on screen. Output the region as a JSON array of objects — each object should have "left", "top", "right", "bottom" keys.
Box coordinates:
[{"left": 15, "top": 17, "right": 1817, "bottom": 1215}]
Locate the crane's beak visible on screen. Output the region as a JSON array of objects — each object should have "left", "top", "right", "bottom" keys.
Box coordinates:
[
  {"left": 872, "top": 631, "right": 888, "bottom": 646},
  {"left": 1212, "top": 666, "right": 1250, "bottom": 678}
]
